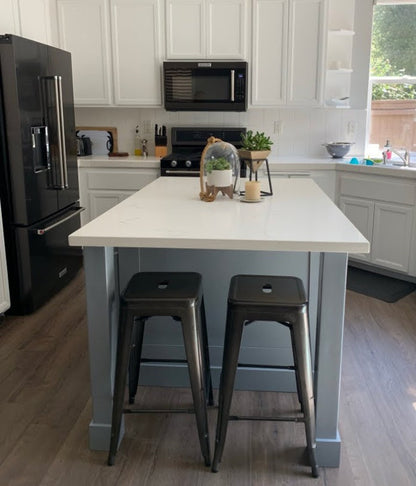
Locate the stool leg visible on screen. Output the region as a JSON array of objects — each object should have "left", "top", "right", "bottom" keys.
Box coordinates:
[
  {"left": 200, "top": 297, "right": 214, "bottom": 406},
  {"left": 292, "top": 309, "right": 319, "bottom": 478},
  {"left": 290, "top": 327, "right": 304, "bottom": 413},
  {"left": 128, "top": 318, "right": 146, "bottom": 404},
  {"left": 181, "top": 306, "right": 211, "bottom": 467},
  {"left": 212, "top": 307, "right": 245, "bottom": 473},
  {"left": 108, "top": 306, "right": 135, "bottom": 466}
]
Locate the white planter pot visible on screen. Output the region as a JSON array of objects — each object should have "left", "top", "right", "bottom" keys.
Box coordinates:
[{"left": 206, "top": 169, "right": 232, "bottom": 187}]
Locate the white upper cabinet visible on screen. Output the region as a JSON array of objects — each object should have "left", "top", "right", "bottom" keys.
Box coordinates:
[
  {"left": 19, "top": 0, "right": 56, "bottom": 45},
  {"left": 57, "top": 0, "right": 112, "bottom": 105},
  {"left": 0, "top": 0, "right": 20, "bottom": 35},
  {"left": 252, "top": 0, "right": 326, "bottom": 107},
  {"left": 287, "top": 0, "right": 326, "bottom": 105},
  {"left": 0, "top": 0, "right": 57, "bottom": 46},
  {"left": 252, "top": 0, "right": 288, "bottom": 105},
  {"left": 111, "top": 0, "right": 163, "bottom": 105},
  {"left": 206, "top": 0, "right": 247, "bottom": 58},
  {"left": 166, "top": 0, "right": 204, "bottom": 58},
  {"left": 166, "top": 0, "right": 247, "bottom": 59}
]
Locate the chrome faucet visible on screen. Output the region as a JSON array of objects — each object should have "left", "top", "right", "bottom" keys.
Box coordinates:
[{"left": 383, "top": 147, "right": 410, "bottom": 166}]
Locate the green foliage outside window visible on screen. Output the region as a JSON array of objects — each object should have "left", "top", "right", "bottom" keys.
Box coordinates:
[{"left": 371, "top": 5, "right": 416, "bottom": 100}]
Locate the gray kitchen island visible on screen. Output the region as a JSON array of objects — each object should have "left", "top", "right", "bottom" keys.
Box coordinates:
[{"left": 69, "top": 177, "right": 369, "bottom": 467}]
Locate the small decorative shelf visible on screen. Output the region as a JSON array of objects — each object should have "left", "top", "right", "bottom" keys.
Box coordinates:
[
  {"left": 328, "top": 29, "right": 355, "bottom": 36},
  {"left": 239, "top": 156, "right": 273, "bottom": 197},
  {"left": 327, "top": 68, "right": 353, "bottom": 74}
]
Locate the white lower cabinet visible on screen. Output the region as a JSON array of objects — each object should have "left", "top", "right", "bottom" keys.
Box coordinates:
[
  {"left": 339, "top": 196, "right": 373, "bottom": 263},
  {"left": 338, "top": 173, "right": 416, "bottom": 276},
  {"left": 372, "top": 203, "right": 413, "bottom": 273},
  {"left": 79, "top": 167, "right": 159, "bottom": 225},
  {"left": 269, "top": 169, "right": 336, "bottom": 200}
]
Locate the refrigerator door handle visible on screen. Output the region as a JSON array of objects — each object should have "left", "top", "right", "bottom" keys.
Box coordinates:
[
  {"left": 40, "top": 75, "right": 69, "bottom": 189},
  {"left": 34, "top": 207, "right": 85, "bottom": 235},
  {"left": 53, "top": 75, "right": 69, "bottom": 189}
]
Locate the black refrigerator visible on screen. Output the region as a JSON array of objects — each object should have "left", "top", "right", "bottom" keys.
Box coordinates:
[{"left": 0, "top": 34, "right": 83, "bottom": 315}]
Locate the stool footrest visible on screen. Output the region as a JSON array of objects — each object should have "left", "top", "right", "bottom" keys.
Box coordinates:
[
  {"left": 125, "top": 407, "right": 195, "bottom": 414},
  {"left": 125, "top": 405, "right": 217, "bottom": 414},
  {"left": 228, "top": 414, "right": 306, "bottom": 423},
  {"left": 238, "top": 363, "right": 296, "bottom": 370},
  {"left": 140, "top": 358, "right": 188, "bottom": 364}
]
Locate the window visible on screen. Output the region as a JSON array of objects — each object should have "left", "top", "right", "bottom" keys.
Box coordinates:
[{"left": 369, "top": 1, "right": 416, "bottom": 155}]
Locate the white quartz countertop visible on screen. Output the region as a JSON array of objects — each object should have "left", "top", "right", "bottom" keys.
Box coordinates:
[
  {"left": 77, "top": 155, "right": 160, "bottom": 169},
  {"left": 69, "top": 177, "right": 369, "bottom": 253},
  {"left": 77, "top": 155, "right": 416, "bottom": 179}
]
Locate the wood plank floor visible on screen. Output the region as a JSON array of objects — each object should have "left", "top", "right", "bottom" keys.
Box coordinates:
[{"left": 1, "top": 270, "right": 415, "bottom": 485}]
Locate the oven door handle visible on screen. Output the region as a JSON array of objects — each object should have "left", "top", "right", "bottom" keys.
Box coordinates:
[{"left": 164, "top": 170, "right": 200, "bottom": 175}]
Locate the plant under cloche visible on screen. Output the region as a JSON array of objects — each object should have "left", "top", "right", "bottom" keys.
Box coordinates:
[{"left": 205, "top": 157, "right": 231, "bottom": 173}]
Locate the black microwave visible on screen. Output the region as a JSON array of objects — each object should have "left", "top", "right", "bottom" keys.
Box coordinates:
[{"left": 163, "top": 61, "right": 247, "bottom": 112}]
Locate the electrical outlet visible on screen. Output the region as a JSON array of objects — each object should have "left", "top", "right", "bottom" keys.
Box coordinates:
[
  {"left": 143, "top": 120, "right": 152, "bottom": 134},
  {"left": 273, "top": 120, "right": 283, "bottom": 135},
  {"left": 347, "top": 121, "right": 356, "bottom": 138}
]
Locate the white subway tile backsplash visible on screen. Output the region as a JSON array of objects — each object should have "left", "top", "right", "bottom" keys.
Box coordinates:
[{"left": 75, "top": 106, "right": 367, "bottom": 157}]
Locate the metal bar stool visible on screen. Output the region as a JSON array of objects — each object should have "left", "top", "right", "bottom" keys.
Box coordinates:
[
  {"left": 212, "top": 274, "right": 319, "bottom": 477},
  {"left": 107, "top": 272, "right": 213, "bottom": 467}
]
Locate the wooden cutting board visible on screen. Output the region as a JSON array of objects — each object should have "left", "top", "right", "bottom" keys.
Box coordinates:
[{"left": 76, "top": 126, "right": 118, "bottom": 155}]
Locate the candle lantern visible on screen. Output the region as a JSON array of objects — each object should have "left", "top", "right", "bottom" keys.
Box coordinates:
[
  {"left": 199, "top": 136, "right": 240, "bottom": 202},
  {"left": 238, "top": 150, "right": 273, "bottom": 198}
]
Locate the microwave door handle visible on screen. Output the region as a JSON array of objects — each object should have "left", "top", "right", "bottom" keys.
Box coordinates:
[{"left": 230, "top": 70, "right": 235, "bottom": 102}]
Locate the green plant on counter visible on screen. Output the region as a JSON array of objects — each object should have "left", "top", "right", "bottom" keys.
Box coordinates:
[
  {"left": 205, "top": 157, "right": 231, "bottom": 173},
  {"left": 241, "top": 130, "right": 273, "bottom": 151}
]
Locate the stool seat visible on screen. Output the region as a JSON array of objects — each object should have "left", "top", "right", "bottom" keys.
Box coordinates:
[
  {"left": 212, "top": 274, "right": 319, "bottom": 477},
  {"left": 123, "top": 271, "right": 202, "bottom": 303},
  {"left": 228, "top": 274, "right": 307, "bottom": 306},
  {"left": 108, "top": 271, "right": 213, "bottom": 468}
]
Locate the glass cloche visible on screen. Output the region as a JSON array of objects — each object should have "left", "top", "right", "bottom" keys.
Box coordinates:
[{"left": 199, "top": 137, "right": 240, "bottom": 202}]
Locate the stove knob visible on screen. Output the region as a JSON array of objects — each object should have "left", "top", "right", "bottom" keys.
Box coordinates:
[
  {"left": 170, "top": 160, "right": 177, "bottom": 168},
  {"left": 185, "top": 159, "right": 192, "bottom": 168}
]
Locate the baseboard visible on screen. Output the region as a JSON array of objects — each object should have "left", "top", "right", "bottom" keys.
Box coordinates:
[{"left": 348, "top": 260, "right": 416, "bottom": 283}]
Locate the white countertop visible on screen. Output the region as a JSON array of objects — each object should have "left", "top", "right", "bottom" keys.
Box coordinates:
[
  {"left": 77, "top": 155, "right": 416, "bottom": 179},
  {"left": 69, "top": 177, "right": 369, "bottom": 253},
  {"left": 77, "top": 155, "right": 161, "bottom": 169}
]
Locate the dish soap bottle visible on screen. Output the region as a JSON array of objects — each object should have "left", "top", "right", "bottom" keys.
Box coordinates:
[
  {"left": 134, "top": 125, "right": 142, "bottom": 156},
  {"left": 383, "top": 139, "right": 391, "bottom": 162}
]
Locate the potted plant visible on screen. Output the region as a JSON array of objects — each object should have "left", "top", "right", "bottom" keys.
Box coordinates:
[
  {"left": 205, "top": 157, "right": 232, "bottom": 187},
  {"left": 239, "top": 130, "right": 273, "bottom": 160}
]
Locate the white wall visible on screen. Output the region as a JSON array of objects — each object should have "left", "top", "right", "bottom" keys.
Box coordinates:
[{"left": 75, "top": 106, "right": 367, "bottom": 158}]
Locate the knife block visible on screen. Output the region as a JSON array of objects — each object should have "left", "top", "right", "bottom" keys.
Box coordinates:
[{"left": 155, "top": 146, "right": 167, "bottom": 158}]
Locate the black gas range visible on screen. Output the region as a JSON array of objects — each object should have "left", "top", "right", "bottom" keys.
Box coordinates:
[{"left": 160, "top": 126, "right": 246, "bottom": 177}]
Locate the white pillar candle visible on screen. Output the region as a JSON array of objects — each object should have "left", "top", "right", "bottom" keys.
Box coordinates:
[{"left": 245, "top": 180, "right": 261, "bottom": 200}]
